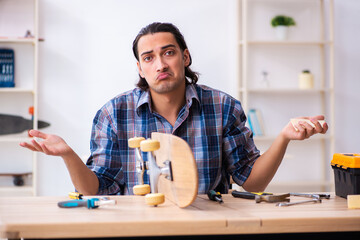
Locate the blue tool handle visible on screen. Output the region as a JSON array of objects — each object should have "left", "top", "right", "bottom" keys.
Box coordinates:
[{"left": 58, "top": 200, "right": 88, "bottom": 208}]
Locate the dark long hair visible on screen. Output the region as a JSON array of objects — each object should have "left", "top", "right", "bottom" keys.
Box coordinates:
[{"left": 132, "top": 22, "right": 199, "bottom": 90}]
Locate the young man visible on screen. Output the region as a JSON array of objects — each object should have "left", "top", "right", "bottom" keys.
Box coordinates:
[{"left": 20, "top": 22, "right": 328, "bottom": 195}]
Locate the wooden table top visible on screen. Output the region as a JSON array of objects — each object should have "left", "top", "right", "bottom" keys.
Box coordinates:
[{"left": 0, "top": 193, "right": 359, "bottom": 239}]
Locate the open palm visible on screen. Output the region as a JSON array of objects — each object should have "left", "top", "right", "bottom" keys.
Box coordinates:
[{"left": 20, "top": 130, "right": 72, "bottom": 157}]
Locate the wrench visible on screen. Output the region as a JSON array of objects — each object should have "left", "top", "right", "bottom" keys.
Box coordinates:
[
  {"left": 290, "top": 193, "right": 330, "bottom": 200},
  {"left": 276, "top": 198, "right": 322, "bottom": 207}
]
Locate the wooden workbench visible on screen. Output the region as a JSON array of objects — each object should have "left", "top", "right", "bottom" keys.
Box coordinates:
[{"left": 0, "top": 193, "right": 359, "bottom": 239}]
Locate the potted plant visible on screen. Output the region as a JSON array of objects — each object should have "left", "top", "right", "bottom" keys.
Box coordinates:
[{"left": 271, "top": 15, "right": 296, "bottom": 40}]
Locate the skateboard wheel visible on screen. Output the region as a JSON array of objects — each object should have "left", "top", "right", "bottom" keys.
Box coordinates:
[
  {"left": 128, "top": 137, "right": 145, "bottom": 148},
  {"left": 13, "top": 176, "right": 24, "bottom": 186},
  {"left": 140, "top": 139, "right": 160, "bottom": 152},
  {"left": 145, "top": 193, "right": 165, "bottom": 206},
  {"left": 133, "top": 184, "right": 151, "bottom": 195}
]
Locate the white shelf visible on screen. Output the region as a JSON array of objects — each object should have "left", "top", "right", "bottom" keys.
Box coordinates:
[
  {"left": 0, "top": 186, "right": 34, "bottom": 197},
  {"left": 0, "top": 88, "right": 34, "bottom": 94},
  {"left": 232, "top": 180, "right": 334, "bottom": 192},
  {"left": 0, "top": 37, "right": 37, "bottom": 44},
  {"left": 0, "top": 0, "right": 39, "bottom": 196},
  {"left": 266, "top": 180, "right": 334, "bottom": 192},
  {"left": 240, "top": 88, "right": 331, "bottom": 94},
  {"left": 239, "top": 40, "right": 333, "bottom": 45},
  {"left": 237, "top": 0, "right": 335, "bottom": 192},
  {"left": 0, "top": 136, "right": 32, "bottom": 143},
  {"left": 254, "top": 134, "right": 332, "bottom": 142}
]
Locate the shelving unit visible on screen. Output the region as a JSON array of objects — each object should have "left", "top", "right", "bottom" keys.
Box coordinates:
[
  {"left": 235, "top": 0, "right": 335, "bottom": 192},
  {"left": 0, "top": 0, "right": 39, "bottom": 196}
]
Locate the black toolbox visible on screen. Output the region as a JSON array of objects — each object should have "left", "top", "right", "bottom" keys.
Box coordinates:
[{"left": 331, "top": 153, "right": 360, "bottom": 198}]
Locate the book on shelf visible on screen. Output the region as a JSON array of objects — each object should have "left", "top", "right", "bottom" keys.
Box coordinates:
[
  {"left": 0, "top": 49, "right": 15, "bottom": 88},
  {"left": 247, "top": 109, "right": 265, "bottom": 136}
]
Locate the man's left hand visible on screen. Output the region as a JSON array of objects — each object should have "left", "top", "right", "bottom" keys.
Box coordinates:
[{"left": 281, "top": 115, "right": 328, "bottom": 141}]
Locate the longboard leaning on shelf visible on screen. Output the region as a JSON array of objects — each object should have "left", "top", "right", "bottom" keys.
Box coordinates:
[
  {"left": 128, "top": 132, "right": 198, "bottom": 208},
  {"left": 0, "top": 172, "right": 32, "bottom": 186},
  {"left": 0, "top": 113, "right": 50, "bottom": 135}
]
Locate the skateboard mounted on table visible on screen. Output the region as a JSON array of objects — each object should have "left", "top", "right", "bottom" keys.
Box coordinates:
[{"left": 128, "top": 132, "right": 198, "bottom": 208}]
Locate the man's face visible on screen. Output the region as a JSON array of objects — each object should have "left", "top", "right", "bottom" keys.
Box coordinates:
[{"left": 136, "top": 32, "right": 190, "bottom": 95}]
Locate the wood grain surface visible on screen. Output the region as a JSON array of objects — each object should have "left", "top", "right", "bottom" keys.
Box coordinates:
[{"left": 0, "top": 193, "right": 359, "bottom": 239}]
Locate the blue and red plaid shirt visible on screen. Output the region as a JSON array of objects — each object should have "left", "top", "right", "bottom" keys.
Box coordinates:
[{"left": 86, "top": 84, "right": 260, "bottom": 195}]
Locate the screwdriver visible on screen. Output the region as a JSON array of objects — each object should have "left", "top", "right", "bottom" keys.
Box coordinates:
[
  {"left": 58, "top": 197, "right": 116, "bottom": 209},
  {"left": 207, "top": 190, "right": 223, "bottom": 203},
  {"left": 58, "top": 198, "right": 99, "bottom": 209}
]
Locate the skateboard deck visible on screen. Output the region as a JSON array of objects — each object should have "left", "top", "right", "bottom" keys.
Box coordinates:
[
  {"left": 0, "top": 113, "right": 50, "bottom": 135},
  {"left": 151, "top": 132, "right": 198, "bottom": 208}
]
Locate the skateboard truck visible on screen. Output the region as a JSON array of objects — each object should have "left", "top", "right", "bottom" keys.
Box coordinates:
[
  {"left": 128, "top": 137, "right": 151, "bottom": 195},
  {"left": 129, "top": 137, "right": 174, "bottom": 207},
  {"left": 145, "top": 144, "right": 173, "bottom": 194}
]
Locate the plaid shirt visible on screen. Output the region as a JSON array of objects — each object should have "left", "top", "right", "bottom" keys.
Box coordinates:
[{"left": 86, "top": 84, "right": 260, "bottom": 195}]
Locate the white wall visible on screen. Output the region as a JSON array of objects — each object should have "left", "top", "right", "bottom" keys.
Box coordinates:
[
  {"left": 36, "top": 0, "right": 238, "bottom": 195},
  {"left": 31, "top": 0, "right": 360, "bottom": 195},
  {"left": 333, "top": 0, "right": 360, "bottom": 153}
]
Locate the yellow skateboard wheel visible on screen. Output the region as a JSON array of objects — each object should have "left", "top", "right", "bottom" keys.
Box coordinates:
[
  {"left": 145, "top": 193, "right": 165, "bottom": 206},
  {"left": 128, "top": 137, "right": 145, "bottom": 148},
  {"left": 140, "top": 139, "right": 160, "bottom": 152},
  {"left": 133, "top": 184, "right": 151, "bottom": 195}
]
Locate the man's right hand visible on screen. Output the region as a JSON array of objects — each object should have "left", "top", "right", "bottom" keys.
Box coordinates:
[{"left": 19, "top": 129, "right": 73, "bottom": 157}]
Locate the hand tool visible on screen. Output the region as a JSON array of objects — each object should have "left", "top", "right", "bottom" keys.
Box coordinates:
[
  {"left": 58, "top": 198, "right": 116, "bottom": 209},
  {"left": 231, "top": 190, "right": 272, "bottom": 199},
  {"left": 68, "top": 192, "right": 110, "bottom": 201},
  {"left": 207, "top": 190, "right": 223, "bottom": 203},
  {"left": 255, "top": 193, "right": 290, "bottom": 203},
  {"left": 276, "top": 198, "right": 322, "bottom": 207},
  {"left": 68, "top": 192, "right": 83, "bottom": 199},
  {"left": 290, "top": 193, "right": 330, "bottom": 200}
]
